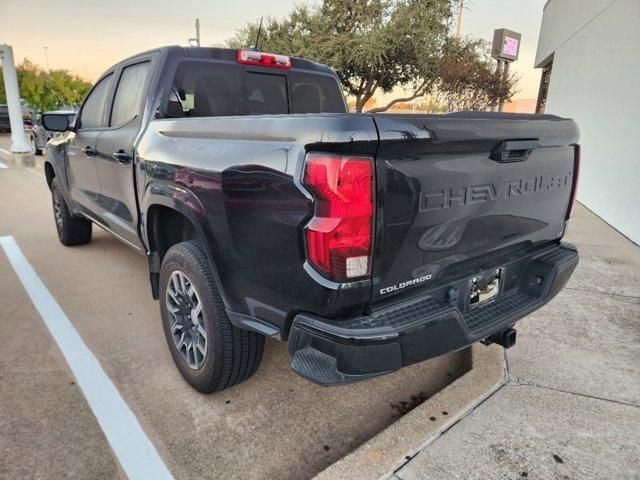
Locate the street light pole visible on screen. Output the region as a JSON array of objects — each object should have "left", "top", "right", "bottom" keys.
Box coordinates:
[
  {"left": 0, "top": 44, "right": 30, "bottom": 153},
  {"left": 44, "top": 46, "right": 49, "bottom": 70}
]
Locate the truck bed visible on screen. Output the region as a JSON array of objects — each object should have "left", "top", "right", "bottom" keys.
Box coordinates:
[{"left": 139, "top": 111, "right": 579, "bottom": 334}]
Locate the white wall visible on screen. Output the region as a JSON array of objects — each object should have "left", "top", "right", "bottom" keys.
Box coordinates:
[
  {"left": 538, "top": 0, "right": 640, "bottom": 244},
  {"left": 535, "top": 0, "right": 615, "bottom": 67}
]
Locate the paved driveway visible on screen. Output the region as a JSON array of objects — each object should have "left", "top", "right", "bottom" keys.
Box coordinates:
[
  {"left": 0, "top": 135, "right": 468, "bottom": 479},
  {"left": 396, "top": 203, "right": 640, "bottom": 479}
]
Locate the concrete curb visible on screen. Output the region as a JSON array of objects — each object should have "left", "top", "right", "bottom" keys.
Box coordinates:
[{"left": 313, "top": 344, "right": 507, "bottom": 480}]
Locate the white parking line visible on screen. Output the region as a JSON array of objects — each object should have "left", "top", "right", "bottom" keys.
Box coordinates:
[
  {"left": 0, "top": 147, "right": 11, "bottom": 167},
  {"left": 0, "top": 236, "right": 174, "bottom": 480},
  {"left": 28, "top": 168, "right": 46, "bottom": 179}
]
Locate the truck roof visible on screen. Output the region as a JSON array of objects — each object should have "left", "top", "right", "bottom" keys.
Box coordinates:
[{"left": 113, "top": 45, "right": 336, "bottom": 76}]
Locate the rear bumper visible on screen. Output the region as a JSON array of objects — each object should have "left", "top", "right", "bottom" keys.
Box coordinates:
[{"left": 288, "top": 242, "right": 579, "bottom": 385}]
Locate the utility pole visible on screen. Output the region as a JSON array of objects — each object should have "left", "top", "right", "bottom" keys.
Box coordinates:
[
  {"left": 0, "top": 45, "right": 30, "bottom": 153},
  {"left": 455, "top": 0, "right": 464, "bottom": 38},
  {"left": 43, "top": 46, "right": 49, "bottom": 70}
]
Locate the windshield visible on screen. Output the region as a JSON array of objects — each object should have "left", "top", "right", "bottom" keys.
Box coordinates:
[{"left": 165, "top": 60, "right": 346, "bottom": 118}]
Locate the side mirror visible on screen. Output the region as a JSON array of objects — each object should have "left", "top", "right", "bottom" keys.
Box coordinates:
[{"left": 41, "top": 113, "right": 70, "bottom": 132}]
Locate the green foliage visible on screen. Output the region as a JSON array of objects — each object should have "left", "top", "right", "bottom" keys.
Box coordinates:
[
  {"left": 0, "top": 59, "right": 91, "bottom": 114},
  {"left": 228, "top": 0, "right": 516, "bottom": 112},
  {"left": 433, "top": 38, "right": 518, "bottom": 111}
]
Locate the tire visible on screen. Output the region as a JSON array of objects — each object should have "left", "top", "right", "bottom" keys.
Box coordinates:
[
  {"left": 159, "top": 241, "right": 264, "bottom": 393},
  {"left": 51, "top": 177, "right": 92, "bottom": 246},
  {"left": 31, "top": 136, "right": 42, "bottom": 156}
]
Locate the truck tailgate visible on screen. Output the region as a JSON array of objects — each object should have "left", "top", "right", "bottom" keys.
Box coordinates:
[{"left": 371, "top": 113, "right": 579, "bottom": 302}]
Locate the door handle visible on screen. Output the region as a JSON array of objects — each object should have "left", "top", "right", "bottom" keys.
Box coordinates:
[
  {"left": 112, "top": 150, "right": 131, "bottom": 164},
  {"left": 490, "top": 139, "right": 540, "bottom": 163},
  {"left": 82, "top": 146, "right": 96, "bottom": 156}
]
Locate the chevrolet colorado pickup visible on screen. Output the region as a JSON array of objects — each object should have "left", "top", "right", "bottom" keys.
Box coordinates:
[{"left": 42, "top": 46, "right": 580, "bottom": 393}]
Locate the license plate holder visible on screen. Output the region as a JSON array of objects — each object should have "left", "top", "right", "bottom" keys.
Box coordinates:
[{"left": 468, "top": 267, "right": 503, "bottom": 309}]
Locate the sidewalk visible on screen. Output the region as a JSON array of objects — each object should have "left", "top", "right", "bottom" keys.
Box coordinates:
[{"left": 395, "top": 203, "right": 640, "bottom": 479}]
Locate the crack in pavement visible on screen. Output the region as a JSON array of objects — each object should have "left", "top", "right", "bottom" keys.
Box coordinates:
[
  {"left": 502, "top": 381, "right": 639, "bottom": 409},
  {"left": 564, "top": 286, "right": 640, "bottom": 301},
  {"left": 503, "top": 345, "right": 639, "bottom": 409}
]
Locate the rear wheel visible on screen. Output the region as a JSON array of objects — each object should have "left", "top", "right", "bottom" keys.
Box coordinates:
[
  {"left": 159, "top": 241, "right": 264, "bottom": 393},
  {"left": 51, "top": 177, "right": 92, "bottom": 245}
]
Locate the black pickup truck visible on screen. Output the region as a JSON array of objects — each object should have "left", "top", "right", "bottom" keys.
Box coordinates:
[{"left": 42, "top": 46, "right": 580, "bottom": 392}]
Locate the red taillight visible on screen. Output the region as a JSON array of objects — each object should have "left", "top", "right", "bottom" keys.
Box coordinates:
[
  {"left": 237, "top": 50, "right": 291, "bottom": 69},
  {"left": 565, "top": 145, "right": 581, "bottom": 220},
  {"left": 303, "top": 154, "right": 374, "bottom": 282}
]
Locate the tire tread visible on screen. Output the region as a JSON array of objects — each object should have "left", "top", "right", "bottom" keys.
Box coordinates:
[
  {"left": 161, "top": 241, "right": 264, "bottom": 392},
  {"left": 51, "top": 177, "right": 92, "bottom": 246}
]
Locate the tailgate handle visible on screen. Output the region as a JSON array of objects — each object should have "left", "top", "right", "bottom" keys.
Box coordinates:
[{"left": 490, "top": 139, "right": 539, "bottom": 163}]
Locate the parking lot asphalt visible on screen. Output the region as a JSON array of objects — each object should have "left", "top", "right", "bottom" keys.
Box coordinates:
[
  {"left": 0, "top": 136, "right": 469, "bottom": 479},
  {"left": 5, "top": 134, "right": 637, "bottom": 480},
  {"left": 396, "top": 203, "right": 640, "bottom": 478}
]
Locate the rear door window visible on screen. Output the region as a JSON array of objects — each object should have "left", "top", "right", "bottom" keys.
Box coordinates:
[
  {"left": 168, "top": 62, "right": 245, "bottom": 117},
  {"left": 111, "top": 62, "right": 150, "bottom": 127},
  {"left": 80, "top": 73, "right": 113, "bottom": 128}
]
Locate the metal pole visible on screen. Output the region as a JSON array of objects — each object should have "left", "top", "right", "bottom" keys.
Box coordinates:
[
  {"left": 195, "top": 18, "right": 200, "bottom": 47},
  {"left": 0, "top": 44, "right": 30, "bottom": 153},
  {"left": 490, "top": 60, "right": 503, "bottom": 112},
  {"left": 498, "top": 61, "right": 510, "bottom": 112},
  {"left": 43, "top": 46, "right": 50, "bottom": 70},
  {"left": 455, "top": 0, "right": 464, "bottom": 39}
]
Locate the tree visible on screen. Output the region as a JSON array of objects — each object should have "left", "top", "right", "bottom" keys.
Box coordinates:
[
  {"left": 228, "top": 0, "right": 516, "bottom": 113},
  {"left": 228, "top": 0, "right": 454, "bottom": 112},
  {"left": 432, "top": 38, "right": 518, "bottom": 111},
  {"left": 0, "top": 59, "right": 91, "bottom": 114}
]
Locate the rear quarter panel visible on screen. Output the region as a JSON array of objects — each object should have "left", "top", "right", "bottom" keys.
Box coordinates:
[{"left": 137, "top": 114, "right": 378, "bottom": 334}]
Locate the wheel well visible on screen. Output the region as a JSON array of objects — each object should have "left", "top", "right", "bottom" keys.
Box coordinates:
[
  {"left": 44, "top": 162, "right": 55, "bottom": 189},
  {"left": 147, "top": 205, "right": 198, "bottom": 263},
  {"left": 146, "top": 206, "right": 199, "bottom": 299}
]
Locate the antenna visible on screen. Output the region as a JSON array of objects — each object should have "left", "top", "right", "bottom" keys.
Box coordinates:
[{"left": 253, "top": 17, "right": 264, "bottom": 51}]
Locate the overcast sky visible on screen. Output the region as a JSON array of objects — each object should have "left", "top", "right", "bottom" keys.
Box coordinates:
[{"left": 0, "top": 0, "right": 546, "bottom": 100}]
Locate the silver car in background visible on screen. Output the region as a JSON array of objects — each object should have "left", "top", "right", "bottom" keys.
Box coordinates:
[{"left": 30, "top": 110, "right": 76, "bottom": 155}]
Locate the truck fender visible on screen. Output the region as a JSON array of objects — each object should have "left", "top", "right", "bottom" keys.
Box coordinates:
[{"left": 141, "top": 181, "right": 227, "bottom": 303}]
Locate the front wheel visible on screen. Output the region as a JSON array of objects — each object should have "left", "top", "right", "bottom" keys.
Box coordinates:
[
  {"left": 159, "top": 241, "right": 264, "bottom": 393},
  {"left": 51, "top": 177, "right": 92, "bottom": 246},
  {"left": 31, "top": 136, "right": 42, "bottom": 156}
]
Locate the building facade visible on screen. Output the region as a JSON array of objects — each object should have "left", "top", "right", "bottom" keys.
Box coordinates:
[{"left": 535, "top": 0, "right": 640, "bottom": 244}]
